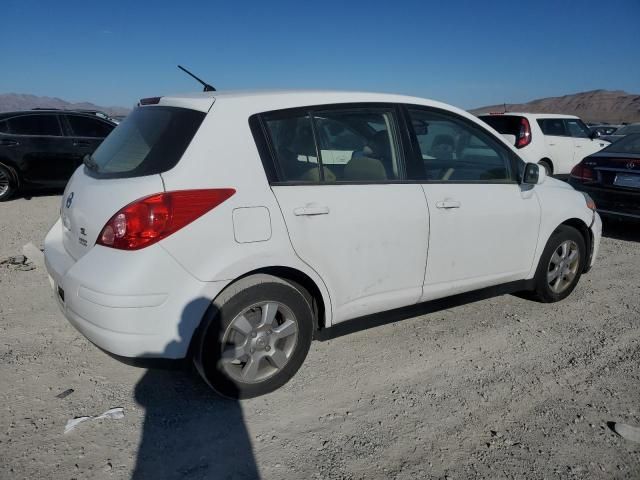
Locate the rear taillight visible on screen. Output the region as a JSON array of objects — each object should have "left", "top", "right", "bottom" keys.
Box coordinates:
[
  {"left": 570, "top": 163, "right": 594, "bottom": 182},
  {"left": 516, "top": 118, "right": 532, "bottom": 148},
  {"left": 97, "top": 189, "right": 235, "bottom": 250}
]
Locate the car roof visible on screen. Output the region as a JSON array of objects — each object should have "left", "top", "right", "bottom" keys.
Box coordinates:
[
  {"left": 147, "top": 88, "right": 481, "bottom": 124},
  {"left": 0, "top": 109, "right": 116, "bottom": 123},
  {"left": 478, "top": 112, "right": 580, "bottom": 120}
]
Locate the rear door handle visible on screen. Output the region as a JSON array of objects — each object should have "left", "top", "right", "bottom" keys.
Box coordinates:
[
  {"left": 293, "top": 206, "right": 330, "bottom": 216},
  {"left": 435, "top": 200, "right": 461, "bottom": 209},
  {"left": 0, "top": 139, "right": 19, "bottom": 147},
  {"left": 73, "top": 140, "right": 90, "bottom": 147}
]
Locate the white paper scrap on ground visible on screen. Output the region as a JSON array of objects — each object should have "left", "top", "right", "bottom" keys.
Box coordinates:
[
  {"left": 614, "top": 423, "right": 640, "bottom": 443},
  {"left": 22, "top": 242, "right": 45, "bottom": 269},
  {"left": 64, "top": 408, "right": 125, "bottom": 434}
]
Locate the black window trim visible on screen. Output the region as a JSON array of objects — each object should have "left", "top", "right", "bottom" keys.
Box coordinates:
[
  {"left": 250, "top": 102, "right": 412, "bottom": 186},
  {"left": 3, "top": 113, "right": 65, "bottom": 138},
  {"left": 401, "top": 104, "right": 521, "bottom": 184},
  {"left": 61, "top": 113, "right": 115, "bottom": 138}
]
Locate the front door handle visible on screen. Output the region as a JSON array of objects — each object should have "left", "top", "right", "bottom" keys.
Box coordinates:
[
  {"left": 293, "top": 206, "right": 330, "bottom": 216},
  {"left": 0, "top": 139, "right": 19, "bottom": 147},
  {"left": 73, "top": 140, "right": 91, "bottom": 147},
  {"left": 435, "top": 200, "right": 461, "bottom": 209}
]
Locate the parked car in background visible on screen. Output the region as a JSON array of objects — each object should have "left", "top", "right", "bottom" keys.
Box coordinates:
[
  {"left": 45, "top": 90, "right": 601, "bottom": 398},
  {"left": 589, "top": 124, "right": 621, "bottom": 137},
  {"left": 569, "top": 133, "right": 640, "bottom": 222},
  {"left": 478, "top": 113, "right": 610, "bottom": 177},
  {"left": 0, "top": 109, "right": 115, "bottom": 200},
  {"left": 599, "top": 122, "right": 640, "bottom": 144}
]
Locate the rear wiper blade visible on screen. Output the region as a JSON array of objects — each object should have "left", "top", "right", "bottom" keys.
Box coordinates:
[{"left": 83, "top": 154, "right": 99, "bottom": 171}]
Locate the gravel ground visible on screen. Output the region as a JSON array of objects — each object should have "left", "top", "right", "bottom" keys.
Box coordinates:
[{"left": 1, "top": 193, "right": 639, "bottom": 480}]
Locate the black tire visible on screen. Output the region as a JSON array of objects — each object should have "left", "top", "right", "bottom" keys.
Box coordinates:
[
  {"left": 538, "top": 159, "right": 552, "bottom": 176},
  {"left": 194, "top": 274, "right": 314, "bottom": 399},
  {"left": 0, "top": 164, "right": 17, "bottom": 201},
  {"left": 529, "top": 225, "right": 585, "bottom": 303}
]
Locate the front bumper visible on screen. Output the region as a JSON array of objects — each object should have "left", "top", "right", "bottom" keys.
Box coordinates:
[{"left": 44, "top": 219, "right": 227, "bottom": 359}]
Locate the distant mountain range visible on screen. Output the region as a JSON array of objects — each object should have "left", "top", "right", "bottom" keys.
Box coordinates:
[
  {"left": 0, "top": 93, "right": 130, "bottom": 117},
  {"left": 2, "top": 89, "right": 639, "bottom": 124},
  {"left": 470, "top": 89, "right": 640, "bottom": 124}
]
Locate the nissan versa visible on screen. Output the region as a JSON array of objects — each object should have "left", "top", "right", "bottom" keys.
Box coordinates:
[{"left": 44, "top": 90, "right": 602, "bottom": 398}]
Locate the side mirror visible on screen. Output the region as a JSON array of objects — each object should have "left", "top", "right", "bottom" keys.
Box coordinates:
[
  {"left": 590, "top": 130, "right": 601, "bottom": 139},
  {"left": 522, "top": 162, "right": 546, "bottom": 185}
]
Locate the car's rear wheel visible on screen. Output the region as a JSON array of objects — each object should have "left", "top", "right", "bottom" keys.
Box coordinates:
[
  {"left": 538, "top": 159, "right": 552, "bottom": 176},
  {"left": 0, "top": 164, "right": 17, "bottom": 201},
  {"left": 530, "top": 225, "right": 585, "bottom": 303},
  {"left": 194, "top": 274, "right": 314, "bottom": 399}
]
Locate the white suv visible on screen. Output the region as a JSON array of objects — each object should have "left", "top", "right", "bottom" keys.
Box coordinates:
[
  {"left": 479, "top": 113, "right": 610, "bottom": 176},
  {"left": 44, "top": 91, "right": 602, "bottom": 398}
]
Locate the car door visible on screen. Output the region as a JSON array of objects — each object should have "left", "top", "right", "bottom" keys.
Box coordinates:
[
  {"left": 537, "top": 118, "right": 574, "bottom": 174},
  {"left": 4, "top": 113, "right": 72, "bottom": 185},
  {"left": 259, "top": 104, "right": 430, "bottom": 324},
  {"left": 404, "top": 106, "right": 540, "bottom": 301},
  {"left": 565, "top": 118, "right": 606, "bottom": 163},
  {"left": 62, "top": 114, "right": 115, "bottom": 171}
]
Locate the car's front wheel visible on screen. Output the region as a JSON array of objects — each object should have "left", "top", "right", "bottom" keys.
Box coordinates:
[
  {"left": 530, "top": 225, "right": 585, "bottom": 303},
  {"left": 194, "top": 274, "right": 314, "bottom": 399}
]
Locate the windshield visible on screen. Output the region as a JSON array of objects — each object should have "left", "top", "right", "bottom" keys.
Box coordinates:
[
  {"left": 88, "top": 106, "right": 205, "bottom": 178},
  {"left": 614, "top": 124, "right": 640, "bottom": 136},
  {"left": 602, "top": 133, "right": 640, "bottom": 154}
]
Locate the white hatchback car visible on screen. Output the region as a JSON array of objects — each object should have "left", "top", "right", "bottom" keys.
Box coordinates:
[
  {"left": 45, "top": 90, "right": 602, "bottom": 398},
  {"left": 478, "top": 113, "right": 610, "bottom": 176}
]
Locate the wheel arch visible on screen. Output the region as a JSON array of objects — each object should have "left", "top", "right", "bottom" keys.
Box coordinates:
[
  {"left": 558, "top": 217, "right": 593, "bottom": 273},
  {"left": 187, "top": 265, "right": 331, "bottom": 359},
  {"left": 538, "top": 158, "right": 553, "bottom": 175},
  {"left": 0, "top": 159, "right": 21, "bottom": 187}
]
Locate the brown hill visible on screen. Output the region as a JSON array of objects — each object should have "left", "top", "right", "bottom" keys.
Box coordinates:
[
  {"left": 470, "top": 89, "right": 640, "bottom": 124},
  {"left": 0, "top": 93, "right": 130, "bottom": 117}
]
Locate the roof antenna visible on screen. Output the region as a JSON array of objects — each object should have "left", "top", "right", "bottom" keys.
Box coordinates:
[{"left": 177, "top": 65, "right": 216, "bottom": 92}]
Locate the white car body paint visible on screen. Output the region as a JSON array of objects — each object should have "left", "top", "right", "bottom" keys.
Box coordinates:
[
  {"left": 479, "top": 113, "right": 610, "bottom": 175},
  {"left": 44, "top": 90, "right": 602, "bottom": 359}
]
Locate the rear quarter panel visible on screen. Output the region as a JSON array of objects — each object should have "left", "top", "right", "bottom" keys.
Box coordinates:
[{"left": 157, "top": 98, "right": 334, "bottom": 325}]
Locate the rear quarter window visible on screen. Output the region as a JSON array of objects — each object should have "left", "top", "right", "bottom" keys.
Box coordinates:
[
  {"left": 87, "top": 106, "right": 205, "bottom": 179},
  {"left": 66, "top": 115, "right": 114, "bottom": 138}
]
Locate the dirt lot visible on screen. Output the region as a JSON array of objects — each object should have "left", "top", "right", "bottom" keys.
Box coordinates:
[{"left": 1, "top": 193, "right": 639, "bottom": 480}]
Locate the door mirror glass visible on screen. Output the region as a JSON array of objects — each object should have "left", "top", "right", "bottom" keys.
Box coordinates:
[{"left": 522, "top": 162, "right": 546, "bottom": 185}]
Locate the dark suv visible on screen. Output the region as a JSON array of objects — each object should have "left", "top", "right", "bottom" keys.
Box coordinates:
[{"left": 0, "top": 110, "right": 116, "bottom": 200}]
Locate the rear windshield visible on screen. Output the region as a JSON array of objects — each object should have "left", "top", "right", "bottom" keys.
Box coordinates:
[
  {"left": 87, "top": 106, "right": 205, "bottom": 178},
  {"left": 602, "top": 133, "right": 640, "bottom": 154},
  {"left": 478, "top": 115, "right": 522, "bottom": 136}
]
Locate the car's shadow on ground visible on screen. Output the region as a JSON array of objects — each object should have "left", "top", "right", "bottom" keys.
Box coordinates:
[
  {"left": 10, "top": 188, "right": 63, "bottom": 201},
  {"left": 131, "top": 297, "right": 259, "bottom": 480},
  {"left": 602, "top": 219, "right": 640, "bottom": 242}
]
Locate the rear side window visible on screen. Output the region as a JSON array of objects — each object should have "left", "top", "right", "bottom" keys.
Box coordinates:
[
  {"left": 7, "top": 114, "right": 62, "bottom": 136},
  {"left": 479, "top": 115, "right": 522, "bottom": 136},
  {"left": 66, "top": 115, "right": 114, "bottom": 138},
  {"left": 88, "top": 106, "right": 205, "bottom": 179},
  {"left": 537, "top": 118, "right": 567, "bottom": 136},
  {"left": 261, "top": 106, "right": 401, "bottom": 183}
]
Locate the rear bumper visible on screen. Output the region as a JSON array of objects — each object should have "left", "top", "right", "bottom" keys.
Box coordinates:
[
  {"left": 44, "top": 218, "right": 227, "bottom": 359},
  {"left": 570, "top": 181, "right": 640, "bottom": 221}
]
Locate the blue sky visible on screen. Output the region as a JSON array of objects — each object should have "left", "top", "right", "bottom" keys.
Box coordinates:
[{"left": 3, "top": 0, "right": 639, "bottom": 109}]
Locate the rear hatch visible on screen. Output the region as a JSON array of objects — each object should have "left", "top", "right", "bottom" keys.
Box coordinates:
[{"left": 61, "top": 102, "right": 209, "bottom": 260}]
